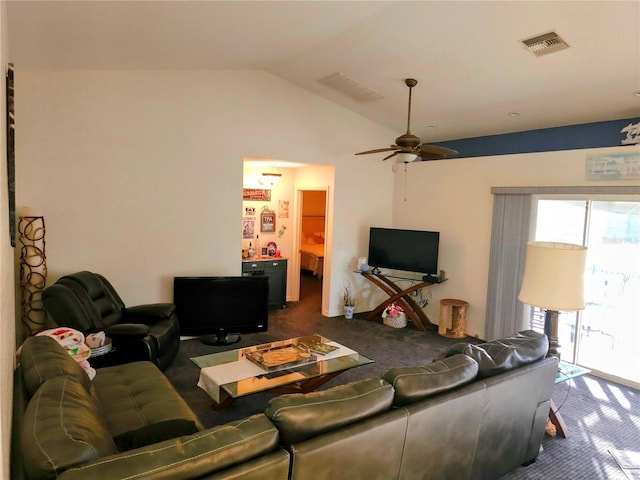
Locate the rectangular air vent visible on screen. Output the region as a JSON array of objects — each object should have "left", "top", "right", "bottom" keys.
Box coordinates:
[
  {"left": 318, "top": 72, "right": 384, "bottom": 102},
  {"left": 521, "top": 31, "right": 570, "bottom": 56}
]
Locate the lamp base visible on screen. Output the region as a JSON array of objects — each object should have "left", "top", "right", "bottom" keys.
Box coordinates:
[{"left": 544, "top": 309, "right": 561, "bottom": 360}]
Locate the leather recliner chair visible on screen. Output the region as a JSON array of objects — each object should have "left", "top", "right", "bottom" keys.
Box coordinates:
[{"left": 42, "top": 271, "right": 180, "bottom": 371}]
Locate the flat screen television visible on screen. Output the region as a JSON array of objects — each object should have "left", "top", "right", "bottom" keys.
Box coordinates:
[
  {"left": 368, "top": 227, "right": 440, "bottom": 275},
  {"left": 173, "top": 276, "right": 268, "bottom": 345}
]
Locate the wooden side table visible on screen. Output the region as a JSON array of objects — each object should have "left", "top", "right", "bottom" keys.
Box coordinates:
[{"left": 438, "top": 298, "right": 469, "bottom": 338}]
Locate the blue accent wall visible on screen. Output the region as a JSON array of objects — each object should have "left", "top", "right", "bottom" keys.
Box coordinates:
[{"left": 434, "top": 117, "right": 640, "bottom": 158}]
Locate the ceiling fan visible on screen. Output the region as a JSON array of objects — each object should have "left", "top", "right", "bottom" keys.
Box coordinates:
[{"left": 355, "top": 78, "right": 458, "bottom": 162}]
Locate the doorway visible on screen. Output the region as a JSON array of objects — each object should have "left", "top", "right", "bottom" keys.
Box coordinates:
[
  {"left": 531, "top": 198, "right": 640, "bottom": 388},
  {"left": 298, "top": 190, "right": 326, "bottom": 313}
]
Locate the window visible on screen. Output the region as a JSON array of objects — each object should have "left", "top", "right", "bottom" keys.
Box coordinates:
[{"left": 531, "top": 197, "right": 640, "bottom": 389}]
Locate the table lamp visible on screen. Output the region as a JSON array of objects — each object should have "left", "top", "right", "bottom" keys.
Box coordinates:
[{"left": 518, "top": 241, "right": 587, "bottom": 359}]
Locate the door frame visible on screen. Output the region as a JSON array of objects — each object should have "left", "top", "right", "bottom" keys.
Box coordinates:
[{"left": 290, "top": 186, "right": 331, "bottom": 316}]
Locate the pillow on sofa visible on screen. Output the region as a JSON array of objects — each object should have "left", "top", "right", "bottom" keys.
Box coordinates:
[
  {"left": 447, "top": 329, "right": 549, "bottom": 378},
  {"left": 382, "top": 354, "right": 479, "bottom": 407},
  {"left": 19, "top": 335, "right": 91, "bottom": 398},
  {"left": 21, "top": 376, "right": 117, "bottom": 480},
  {"left": 114, "top": 419, "right": 198, "bottom": 451},
  {"left": 265, "top": 378, "right": 394, "bottom": 445}
]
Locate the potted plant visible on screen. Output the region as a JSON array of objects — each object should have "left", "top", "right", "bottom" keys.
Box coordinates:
[{"left": 343, "top": 282, "right": 357, "bottom": 319}]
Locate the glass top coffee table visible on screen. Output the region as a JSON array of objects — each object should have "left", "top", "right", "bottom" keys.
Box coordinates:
[{"left": 191, "top": 334, "right": 374, "bottom": 408}]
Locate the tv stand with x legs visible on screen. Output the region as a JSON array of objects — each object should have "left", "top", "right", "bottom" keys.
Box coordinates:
[{"left": 360, "top": 272, "right": 445, "bottom": 331}]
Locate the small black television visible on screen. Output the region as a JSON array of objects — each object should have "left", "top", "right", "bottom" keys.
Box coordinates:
[
  {"left": 173, "top": 276, "right": 268, "bottom": 345},
  {"left": 368, "top": 227, "right": 440, "bottom": 275}
]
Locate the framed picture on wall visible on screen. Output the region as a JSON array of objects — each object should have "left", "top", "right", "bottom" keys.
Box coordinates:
[
  {"left": 278, "top": 200, "right": 289, "bottom": 218},
  {"left": 242, "top": 217, "right": 255, "bottom": 239},
  {"left": 243, "top": 188, "right": 271, "bottom": 201},
  {"left": 260, "top": 210, "right": 276, "bottom": 232}
]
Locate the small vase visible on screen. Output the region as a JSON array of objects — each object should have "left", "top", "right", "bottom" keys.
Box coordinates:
[{"left": 344, "top": 305, "right": 355, "bottom": 319}]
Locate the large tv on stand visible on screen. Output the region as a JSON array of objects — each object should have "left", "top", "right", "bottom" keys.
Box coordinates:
[
  {"left": 368, "top": 227, "right": 440, "bottom": 276},
  {"left": 173, "top": 276, "right": 269, "bottom": 345}
]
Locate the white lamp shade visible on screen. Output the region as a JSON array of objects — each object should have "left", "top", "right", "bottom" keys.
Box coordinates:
[
  {"left": 395, "top": 152, "right": 419, "bottom": 163},
  {"left": 518, "top": 241, "right": 587, "bottom": 311}
]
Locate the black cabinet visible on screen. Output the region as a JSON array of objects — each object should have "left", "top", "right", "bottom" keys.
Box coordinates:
[{"left": 242, "top": 258, "right": 287, "bottom": 309}]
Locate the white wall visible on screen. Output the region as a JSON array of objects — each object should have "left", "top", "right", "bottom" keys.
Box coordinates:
[
  {"left": 392, "top": 146, "right": 640, "bottom": 338},
  {"left": 0, "top": 2, "right": 16, "bottom": 477},
  {"left": 15, "top": 70, "right": 395, "bottom": 318}
]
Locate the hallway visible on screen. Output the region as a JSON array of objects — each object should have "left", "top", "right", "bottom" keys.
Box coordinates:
[{"left": 297, "top": 270, "right": 322, "bottom": 314}]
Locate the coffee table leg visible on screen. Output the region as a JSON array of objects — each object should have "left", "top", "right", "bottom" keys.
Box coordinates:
[{"left": 211, "top": 391, "right": 236, "bottom": 410}]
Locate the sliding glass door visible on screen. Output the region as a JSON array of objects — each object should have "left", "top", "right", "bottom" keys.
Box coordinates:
[{"left": 532, "top": 198, "right": 640, "bottom": 388}]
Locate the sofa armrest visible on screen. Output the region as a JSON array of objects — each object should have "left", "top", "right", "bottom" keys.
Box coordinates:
[
  {"left": 104, "top": 323, "right": 150, "bottom": 338},
  {"left": 123, "top": 304, "right": 176, "bottom": 323},
  {"left": 447, "top": 329, "right": 549, "bottom": 378},
  {"left": 19, "top": 336, "right": 92, "bottom": 397},
  {"left": 98, "top": 325, "right": 156, "bottom": 365},
  {"left": 57, "top": 414, "right": 280, "bottom": 480}
]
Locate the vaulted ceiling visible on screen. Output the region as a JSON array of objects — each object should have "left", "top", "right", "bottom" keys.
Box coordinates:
[{"left": 6, "top": 1, "right": 640, "bottom": 143}]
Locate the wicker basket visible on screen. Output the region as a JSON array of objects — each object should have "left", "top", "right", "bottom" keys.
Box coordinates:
[{"left": 383, "top": 312, "right": 407, "bottom": 329}]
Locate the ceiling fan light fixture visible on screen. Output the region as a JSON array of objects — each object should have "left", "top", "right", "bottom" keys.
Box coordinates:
[{"left": 395, "top": 152, "right": 419, "bottom": 164}]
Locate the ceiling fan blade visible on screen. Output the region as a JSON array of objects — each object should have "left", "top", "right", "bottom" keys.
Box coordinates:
[
  {"left": 418, "top": 144, "right": 459, "bottom": 160},
  {"left": 355, "top": 147, "right": 397, "bottom": 155},
  {"left": 355, "top": 79, "right": 463, "bottom": 162}
]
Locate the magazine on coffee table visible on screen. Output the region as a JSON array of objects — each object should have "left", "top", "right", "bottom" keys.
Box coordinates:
[{"left": 298, "top": 338, "right": 339, "bottom": 356}]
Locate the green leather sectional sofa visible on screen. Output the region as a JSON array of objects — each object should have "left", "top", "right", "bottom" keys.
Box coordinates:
[{"left": 12, "top": 330, "right": 557, "bottom": 480}]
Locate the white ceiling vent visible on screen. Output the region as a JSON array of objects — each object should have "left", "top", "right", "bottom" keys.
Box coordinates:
[
  {"left": 318, "top": 72, "right": 384, "bottom": 102},
  {"left": 521, "top": 31, "right": 570, "bottom": 56}
]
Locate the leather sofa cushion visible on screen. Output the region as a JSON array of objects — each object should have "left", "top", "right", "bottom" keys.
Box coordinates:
[
  {"left": 382, "top": 354, "right": 479, "bottom": 407},
  {"left": 19, "top": 335, "right": 91, "bottom": 398},
  {"left": 56, "top": 414, "right": 281, "bottom": 480},
  {"left": 21, "top": 376, "right": 117, "bottom": 480},
  {"left": 92, "top": 360, "right": 203, "bottom": 437},
  {"left": 265, "top": 378, "right": 394, "bottom": 445},
  {"left": 113, "top": 419, "right": 198, "bottom": 451},
  {"left": 447, "top": 329, "right": 549, "bottom": 378}
]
